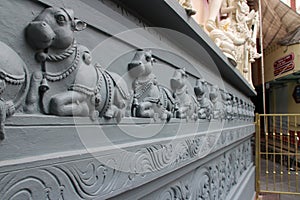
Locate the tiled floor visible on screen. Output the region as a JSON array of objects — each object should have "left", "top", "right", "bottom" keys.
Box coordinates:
[
  {"left": 258, "top": 193, "right": 280, "bottom": 200},
  {"left": 258, "top": 159, "right": 300, "bottom": 200}
]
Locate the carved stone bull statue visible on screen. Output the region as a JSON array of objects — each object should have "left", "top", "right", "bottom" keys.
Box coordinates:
[
  {"left": 170, "top": 68, "right": 198, "bottom": 120},
  {"left": 194, "top": 78, "right": 212, "bottom": 120},
  {"left": 128, "top": 50, "right": 174, "bottom": 121},
  {"left": 25, "top": 7, "right": 129, "bottom": 122},
  {"left": 209, "top": 85, "right": 225, "bottom": 119},
  {"left": 221, "top": 90, "right": 233, "bottom": 120}
]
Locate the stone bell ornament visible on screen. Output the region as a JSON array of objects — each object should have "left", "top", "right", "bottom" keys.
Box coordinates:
[{"left": 39, "top": 77, "right": 50, "bottom": 93}]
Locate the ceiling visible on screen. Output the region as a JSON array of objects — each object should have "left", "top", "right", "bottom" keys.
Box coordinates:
[{"left": 248, "top": 0, "right": 300, "bottom": 49}]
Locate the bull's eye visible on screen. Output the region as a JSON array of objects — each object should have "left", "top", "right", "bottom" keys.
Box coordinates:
[
  {"left": 55, "top": 14, "right": 66, "bottom": 25},
  {"left": 145, "top": 56, "right": 151, "bottom": 62}
]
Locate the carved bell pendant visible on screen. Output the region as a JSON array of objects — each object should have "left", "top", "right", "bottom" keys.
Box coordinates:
[{"left": 39, "top": 77, "right": 49, "bottom": 92}]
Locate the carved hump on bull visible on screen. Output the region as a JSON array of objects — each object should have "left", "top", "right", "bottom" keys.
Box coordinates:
[
  {"left": 0, "top": 42, "right": 26, "bottom": 85},
  {"left": 106, "top": 71, "right": 130, "bottom": 100}
]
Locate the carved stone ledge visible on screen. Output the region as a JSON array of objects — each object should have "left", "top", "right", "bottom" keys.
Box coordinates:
[
  {"left": 6, "top": 114, "right": 254, "bottom": 126},
  {"left": 0, "top": 120, "right": 254, "bottom": 199}
]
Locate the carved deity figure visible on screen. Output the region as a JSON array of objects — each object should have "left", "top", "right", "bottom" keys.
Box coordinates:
[
  {"left": 201, "top": 0, "right": 260, "bottom": 86},
  {"left": 177, "top": 0, "right": 197, "bottom": 16},
  {"left": 128, "top": 50, "right": 174, "bottom": 121},
  {"left": 194, "top": 78, "right": 213, "bottom": 120},
  {"left": 170, "top": 68, "right": 198, "bottom": 120},
  {"left": 234, "top": 0, "right": 260, "bottom": 73},
  {"left": 25, "top": 7, "right": 129, "bottom": 122}
]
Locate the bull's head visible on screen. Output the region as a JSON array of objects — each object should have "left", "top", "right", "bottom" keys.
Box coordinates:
[
  {"left": 194, "top": 78, "right": 208, "bottom": 98},
  {"left": 209, "top": 85, "right": 219, "bottom": 103},
  {"left": 26, "top": 7, "right": 86, "bottom": 50},
  {"left": 170, "top": 68, "right": 188, "bottom": 91},
  {"left": 128, "top": 50, "right": 155, "bottom": 78}
]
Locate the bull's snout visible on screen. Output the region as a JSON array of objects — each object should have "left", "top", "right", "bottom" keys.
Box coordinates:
[
  {"left": 170, "top": 78, "right": 183, "bottom": 90},
  {"left": 128, "top": 61, "right": 145, "bottom": 78},
  {"left": 128, "top": 61, "right": 142, "bottom": 71},
  {"left": 194, "top": 86, "right": 204, "bottom": 96},
  {"left": 26, "top": 21, "right": 56, "bottom": 50}
]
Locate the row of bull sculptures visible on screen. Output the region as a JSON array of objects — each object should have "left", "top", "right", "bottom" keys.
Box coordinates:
[
  {"left": 0, "top": 7, "right": 255, "bottom": 140},
  {"left": 128, "top": 49, "right": 255, "bottom": 123}
]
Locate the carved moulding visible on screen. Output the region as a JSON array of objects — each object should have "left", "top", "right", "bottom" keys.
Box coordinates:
[{"left": 0, "top": 123, "right": 254, "bottom": 199}]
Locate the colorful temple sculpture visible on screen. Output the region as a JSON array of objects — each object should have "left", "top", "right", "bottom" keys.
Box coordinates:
[{"left": 183, "top": 0, "right": 261, "bottom": 87}]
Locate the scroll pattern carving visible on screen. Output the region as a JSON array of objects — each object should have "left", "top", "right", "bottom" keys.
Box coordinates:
[
  {"left": 147, "top": 140, "right": 252, "bottom": 200},
  {"left": 0, "top": 125, "right": 253, "bottom": 199}
]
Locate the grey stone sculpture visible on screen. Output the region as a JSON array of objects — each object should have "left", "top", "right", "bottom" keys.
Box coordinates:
[
  {"left": 222, "top": 90, "right": 233, "bottom": 120},
  {"left": 194, "top": 78, "right": 213, "bottom": 120},
  {"left": 0, "top": 41, "right": 29, "bottom": 140},
  {"left": 209, "top": 85, "right": 225, "bottom": 119},
  {"left": 170, "top": 68, "right": 198, "bottom": 120},
  {"left": 128, "top": 50, "right": 174, "bottom": 121},
  {"left": 232, "top": 96, "right": 239, "bottom": 119},
  {"left": 238, "top": 99, "right": 244, "bottom": 120},
  {"left": 25, "top": 7, "right": 129, "bottom": 122}
]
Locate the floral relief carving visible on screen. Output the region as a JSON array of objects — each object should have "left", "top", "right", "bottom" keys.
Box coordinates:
[
  {"left": 149, "top": 140, "right": 253, "bottom": 200},
  {"left": 0, "top": 125, "right": 253, "bottom": 199}
]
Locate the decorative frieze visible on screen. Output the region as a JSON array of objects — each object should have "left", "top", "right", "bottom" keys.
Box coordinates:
[
  {"left": 0, "top": 124, "right": 253, "bottom": 199},
  {"left": 145, "top": 140, "right": 253, "bottom": 200}
]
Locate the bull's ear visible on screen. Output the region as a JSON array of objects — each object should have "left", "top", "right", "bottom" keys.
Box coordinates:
[
  {"left": 182, "top": 68, "right": 188, "bottom": 78},
  {"left": 73, "top": 19, "right": 87, "bottom": 31}
]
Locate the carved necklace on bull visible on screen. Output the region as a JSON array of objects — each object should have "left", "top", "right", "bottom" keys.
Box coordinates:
[{"left": 35, "top": 39, "right": 80, "bottom": 92}]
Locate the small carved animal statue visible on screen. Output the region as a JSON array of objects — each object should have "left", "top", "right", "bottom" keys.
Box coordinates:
[
  {"left": 170, "top": 68, "right": 198, "bottom": 120},
  {"left": 209, "top": 85, "right": 225, "bottom": 119},
  {"left": 25, "top": 7, "right": 129, "bottom": 122},
  {"left": 194, "top": 78, "right": 213, "bottom": 120},
  {"left": 128, "top": 50, "right": 174, "bottom": 121},
  {"left": 232, "top": 96, "right": 239, "bottom": 119},
  {"left": 0, "top": 41, "right": 29, "bottom": 140},
  {"left": 221, "top": 90, "right": 233, "bottom": 120}
]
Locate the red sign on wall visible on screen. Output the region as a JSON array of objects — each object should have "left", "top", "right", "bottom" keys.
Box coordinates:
[{"left": 274, "top": 53, "right": 295, "bottom": 76}]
